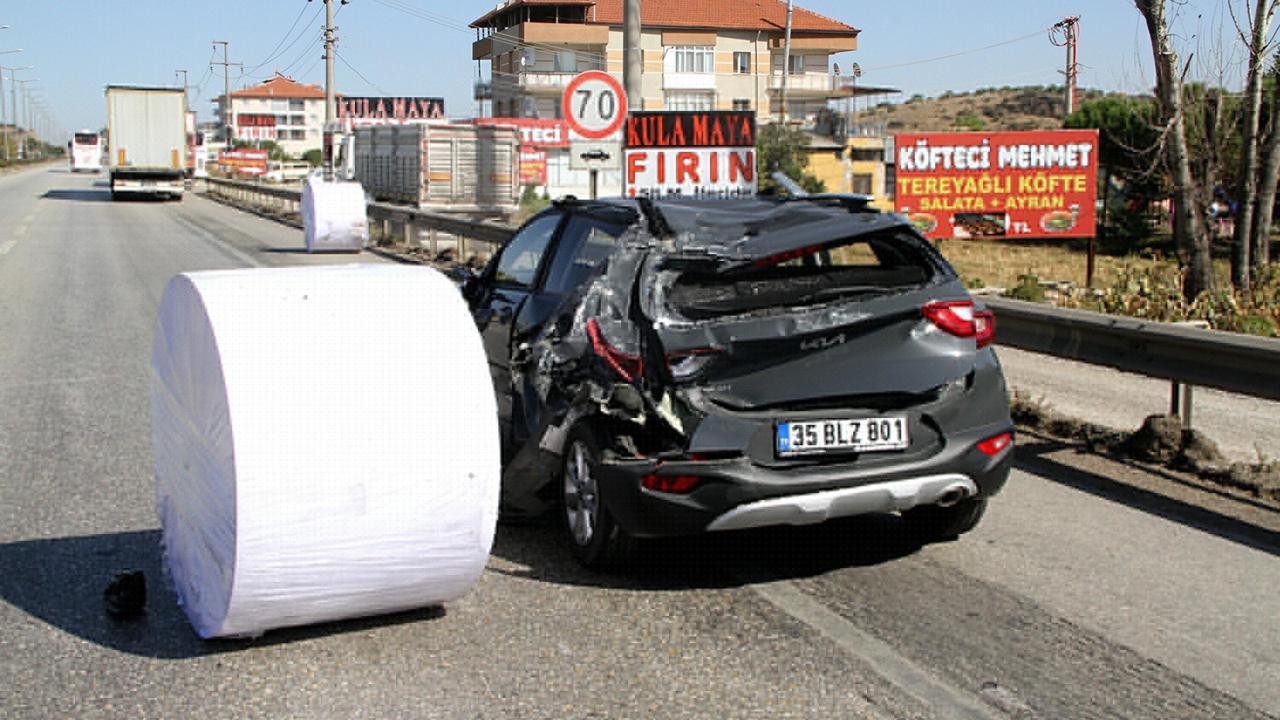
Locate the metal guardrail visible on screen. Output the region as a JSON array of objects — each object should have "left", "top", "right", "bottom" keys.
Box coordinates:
[
  {"left": 985, "top": 296, "right": 1280, "bottom": 424},
  {"left": 202, "top": 177, "right": 1280, "bottom": 416},
  {"left": 202, "top": 177, "right": 515, "bottom": 257}
]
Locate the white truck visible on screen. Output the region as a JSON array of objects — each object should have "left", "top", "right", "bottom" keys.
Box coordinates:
[
  {"left": 105, "top": 85, "right": 188, "bottom": 200},
  {"left": 353, "top": 123, "right": 520, "bottom": 212}
]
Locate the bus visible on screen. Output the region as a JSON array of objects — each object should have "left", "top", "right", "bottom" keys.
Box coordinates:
[{"left": 68, "top": 131, "right": 102, "bottom": 173}]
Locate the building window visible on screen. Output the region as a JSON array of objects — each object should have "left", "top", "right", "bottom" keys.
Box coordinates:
[
  {"left": 289, "top": 99, "right": 305, "bottom": 111},
  {"left": 665, "top": 91, "right": 714, "bottom": 111},
  {"left": 732, "top": 98, "right": 751, "bottom": 111},
  {"left": 851, "top": 173, "right": 873, "bottom": 195},
  {"left": 275, "top": 114, "right": 288, "bottom": 126},
  {"left": 849, "top": 146, "right": 880, "bottom": 162},
  {"left": 734, "top": 52, "right": 751, "bottom": 75},
  {"left": 670, "top": 46, "right": 713, "bottom": 74},
  {"left": 276, "top": 129, "right": 288, "bottom": 141},
  {"left": 289, "top": 115, "right": 304, "bottom": 126},
  {"left": 272, "top": 100, "right": 289, "bottom": 112},
  {"left": 291, "top": 129, "right": 306, "bottom": 140},
  {"left": 789, "top": 54, "right": 805, "bottom": 75},
  {"left": 554, "top": 50, "right": 577, "bottom": 73}
]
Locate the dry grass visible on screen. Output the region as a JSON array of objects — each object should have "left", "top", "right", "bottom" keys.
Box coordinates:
[{"left": 934, "top": 237, "right": 1154, "bottom": 290}]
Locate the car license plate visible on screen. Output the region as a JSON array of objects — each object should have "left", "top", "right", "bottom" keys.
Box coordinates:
[{"left": 776, "top": 417, "right": 909, "bottom": 456}]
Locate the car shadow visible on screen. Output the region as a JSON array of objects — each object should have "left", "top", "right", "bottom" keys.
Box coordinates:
[
  {"left": 489, "top": 511, "right": 926, "bottom": 591},
  {"left": 40, "top": 189, "right": 113, "bottom": 203},
  {"left": 1014, "top": 438, "right": 1280, "bottom": 557},
  {"left": 0, "top": 529, "right": 447, "bottom": 659}
]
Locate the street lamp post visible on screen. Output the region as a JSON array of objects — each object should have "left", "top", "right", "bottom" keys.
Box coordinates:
[
  {"left": 14, "top": 77, "right": 37, "bottom": 159},
  {"left": 1, "top": 63, "right": 30, "bottom": 162}
]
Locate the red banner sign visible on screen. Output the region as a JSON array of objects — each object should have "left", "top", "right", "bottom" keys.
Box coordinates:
[
  {"left": 218, "top": 149, "right": 269, "bottom": 176},
  {"left": 894, "top": 129, "right": 1099, "bottom": 239}
]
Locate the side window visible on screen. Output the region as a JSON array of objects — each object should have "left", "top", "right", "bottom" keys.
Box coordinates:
[
  {"left": 542, "top": 216, "right": 627, "bottom": 295},
  {"left": 494, "top": 213, "right": 561, "bottom": 288}
]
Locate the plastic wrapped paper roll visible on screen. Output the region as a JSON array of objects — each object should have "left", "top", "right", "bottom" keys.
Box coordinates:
[
  {"left": 302, "top": 176, "right": 368, "bottom": 252},
  {"left": 150, "top": 264, "right": 499, "bottom": 639}
]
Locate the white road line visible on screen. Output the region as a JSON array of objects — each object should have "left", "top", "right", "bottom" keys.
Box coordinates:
[
  {"left": 0, "top": 239, "right": 15, "bottom": 255},
  {"left": 13, "top": 225, "right": 28, "bottom": 237},
  {"left": 748, "top": 579, "right": 1007, "bottom": 720}
]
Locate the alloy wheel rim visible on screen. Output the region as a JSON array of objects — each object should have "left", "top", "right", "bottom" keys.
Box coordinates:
[{"left": 563, "top": 440, "right": 597, "bottom": 546}]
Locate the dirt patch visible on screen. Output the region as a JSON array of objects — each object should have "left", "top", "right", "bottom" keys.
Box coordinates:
[{"left": 1012, "top": 389, "right": 1280, "bottom": 508}]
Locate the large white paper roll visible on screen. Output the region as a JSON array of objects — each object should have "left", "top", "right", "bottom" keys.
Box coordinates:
[
  {"left": 150, "top": 264, "right": 499, "bottom": 639},
  {"left": 302, "top": 176, "right": 368, "bottom": 252}
]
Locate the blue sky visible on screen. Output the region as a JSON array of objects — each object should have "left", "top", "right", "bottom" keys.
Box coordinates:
[{"left": 0, "top": 0, "right": 1251, "bottom": 135}]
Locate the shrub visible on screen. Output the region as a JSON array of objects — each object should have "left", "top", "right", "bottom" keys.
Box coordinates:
[{"left": 1007, "top": 273, "right": 1046, "bottom": 302}]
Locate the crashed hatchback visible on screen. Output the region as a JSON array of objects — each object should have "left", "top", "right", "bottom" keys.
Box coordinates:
[{"left": 460, "top": 194, "right": 1013, "bottom": 567}]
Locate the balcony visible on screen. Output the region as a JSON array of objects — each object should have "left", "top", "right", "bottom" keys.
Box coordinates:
[
  {"left": 515, "top": 69, "right": 606, "bottom": 94},
  {"left": 473, "top": 21, "right": 609, "bottom": 59},
  {"left": 768, "top": 72, "right": 834, "bottom": 95},
  {"left": 663, "top": 72, "right": 716, "bottom": 91},
  {"left": 474, "top": 82, "right": 493, "bottom": 101}
]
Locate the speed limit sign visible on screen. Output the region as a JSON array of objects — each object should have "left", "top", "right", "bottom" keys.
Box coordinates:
[{"left": 562, "top": 70, "right": 628, "bottom": 140}]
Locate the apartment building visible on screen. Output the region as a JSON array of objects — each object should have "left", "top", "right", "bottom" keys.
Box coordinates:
[
  {"left": 213, "top": 73, "right": 326, "bottom": 157},
  {"left": 469, "top": 0, "right": 859, "bottom": 122}
]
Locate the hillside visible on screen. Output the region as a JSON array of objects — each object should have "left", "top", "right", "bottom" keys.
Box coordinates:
[{"left": 850, "top": 86, "right": 1107, "bottom": 134}]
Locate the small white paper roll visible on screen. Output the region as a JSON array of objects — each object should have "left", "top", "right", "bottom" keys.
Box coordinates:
[
  {"left": 302, "top": 176, "right": 368, "bottom": 252},
  {"left": 151, "top": 264, "right": 498, "bottom": 639}
]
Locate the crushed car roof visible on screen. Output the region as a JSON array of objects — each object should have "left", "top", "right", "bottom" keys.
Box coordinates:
[{"left": 568, "top": 195, "right": 913, "bottom": 261}]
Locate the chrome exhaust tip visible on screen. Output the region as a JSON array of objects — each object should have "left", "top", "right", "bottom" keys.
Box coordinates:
[{"left": 935, "top": 484, "right": 972, "bottom": 508}]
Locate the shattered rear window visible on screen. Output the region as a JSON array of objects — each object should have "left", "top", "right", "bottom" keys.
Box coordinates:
[{"left": 665, "top": 230, "right": 939, "bottom": 320}]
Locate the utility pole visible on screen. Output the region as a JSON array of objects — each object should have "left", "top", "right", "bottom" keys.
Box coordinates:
[
  {"left": 623, "top": 0, "right": 641, "bottom": 111},
  {"left": 780, "top": 0, "right": 794, "bottom": 123},
  {"left": 212, "top": 41, "right": 241, "bottom": 150},
  {"left": 1051, "top": 16, "right": 1080, "bottom": 117},
  {"left": 322, "top": 0, "right": 337, "bottom": 180}
]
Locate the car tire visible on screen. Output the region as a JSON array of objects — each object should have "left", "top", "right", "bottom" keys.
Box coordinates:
[
  {"left": 902, "top": 496, "right": 987, "bottom": 541},
  {"left": 560, "top": 425, "right": 635, "bottom": 568}
]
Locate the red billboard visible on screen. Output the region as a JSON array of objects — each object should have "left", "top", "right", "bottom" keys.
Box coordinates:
[
  {"left": 624, "top": 111, "right": 757, "bottom": 198},
  {"left": 519, "top": 149, "right": 547, "bottom": 185},
  {"left": 894, "top": 129, "right": 1099, "bottom": 239},
  {"left": 218, "top": 149, "right": 269, "bottom": 176}
]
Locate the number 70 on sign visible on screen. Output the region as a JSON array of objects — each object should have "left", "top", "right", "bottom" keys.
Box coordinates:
[{"left": 562, "top": 70, "right": 628, "bottom": 140}]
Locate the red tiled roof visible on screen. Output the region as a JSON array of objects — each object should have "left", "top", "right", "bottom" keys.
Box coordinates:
[
  {"left": 472, "top": 0, "right": 857, "bottom": 34},
  {"left": 471, "top": 0, "right": 594, "bottom": 28},
  {"left": 229, "top": 73, "right": 325, "bottom": 100}
]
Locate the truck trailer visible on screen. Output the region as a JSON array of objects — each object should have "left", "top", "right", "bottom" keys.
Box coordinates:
[
  {"left": 105, "top": 85, "right": 188, "bottom": 200},
  {"left": 353, "top": 123, "right": 520, "bottom": 212}
]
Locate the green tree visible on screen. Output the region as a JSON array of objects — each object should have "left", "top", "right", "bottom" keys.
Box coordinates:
[
  {"left": 301, "top": 148, "right": 323, "bottom": 167},
  {"left": 756, "top": 124, "right": 826, "bottom": 194}
]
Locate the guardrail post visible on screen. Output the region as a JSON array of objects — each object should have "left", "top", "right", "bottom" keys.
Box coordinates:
[
  {"left": 429, "top": 228, "right": 438, "bottom": 256},
  {"left": 1169, "top": 382, "right": 1195, "bottom": 428},
  {"left": 404, "top": 216, "right": 415, "bottom": 249}
]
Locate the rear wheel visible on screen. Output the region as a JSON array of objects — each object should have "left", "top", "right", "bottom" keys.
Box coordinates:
[
  {"left": 902, "top": 496, "right": 987, "bottom": 542},
  {"left": 561, "top": 426, "right": 634, "bottom": 568}
]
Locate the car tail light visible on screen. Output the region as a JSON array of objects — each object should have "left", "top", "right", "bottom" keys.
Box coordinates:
[
  {"left": 977, "top": 431, "right": 1013, "bottom": 456},
  {"left": 974, "top": 309, "right": 996, "bottom": 349},
  {"left": 587, "top": 318, "right": 642, "bottom": 382},
  {"left": 923, "top": 300, "right": 996, "bottom": 348},
  {"left": 641, "top": 474, "right": 701, "bottom": 494}
]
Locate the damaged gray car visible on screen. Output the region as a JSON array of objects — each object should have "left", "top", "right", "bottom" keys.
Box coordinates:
[{"left": 460, "top": 194, "right": 1014, "bottom": 567}]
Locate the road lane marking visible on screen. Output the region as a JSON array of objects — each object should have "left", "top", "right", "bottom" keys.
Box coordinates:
[
  {"left": 13, "top": 225, "right": 28, "bottom": 237},
  {"left": 748, "top": 579, "right": 1008, "bottom": 720},
  {"left": 0, "top": 239, "right": 15, "bottom": 255}
]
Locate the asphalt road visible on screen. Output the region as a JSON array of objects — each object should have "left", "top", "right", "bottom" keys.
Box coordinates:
[{"left": 1, "top": 167, "right": 1277, "bottom": 719}]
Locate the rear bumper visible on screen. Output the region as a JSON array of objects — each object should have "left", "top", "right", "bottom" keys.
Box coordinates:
[{"left": 595, "top": 428, "right": 1013, "bottom": 538}]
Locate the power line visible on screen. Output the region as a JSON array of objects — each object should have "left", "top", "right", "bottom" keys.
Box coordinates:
[
  {"left": 862, "top": 25, "right": 1054, "bottom": 73},
  {"left": 244, "top": 1, "right": 321, "bottom": 74},
  {"left": 335, "top": 50, "right": 390, "bottom": 95}
]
